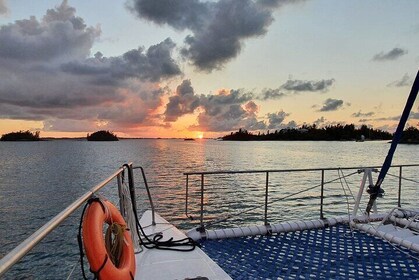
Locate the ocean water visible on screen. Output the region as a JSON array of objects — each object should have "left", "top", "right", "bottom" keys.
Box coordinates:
[{"left": 0, "top": 139, "right": 417, "bottom": 279}]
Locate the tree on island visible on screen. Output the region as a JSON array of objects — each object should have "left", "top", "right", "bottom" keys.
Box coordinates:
[
  {"left": 222, "top": 124, "right": 393, "bottom": 141},
  {"left": 400, "top": 126, "right": 419, "bottom": 144},
  {"left": 87, "top": 130, "right": 119, "bottom": 141},
  {"left": 1, "top": 130, "right": 40, "bottom": 141}
]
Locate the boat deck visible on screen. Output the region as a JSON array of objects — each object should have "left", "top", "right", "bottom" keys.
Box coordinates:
[
  {"left": 199, "top": 224, "right": 419, "bottom": 279},
  {"left": 135, "top": 211, "right": 231, "bottom": 279}
]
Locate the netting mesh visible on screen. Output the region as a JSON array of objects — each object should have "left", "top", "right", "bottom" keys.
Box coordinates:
[{"left": 200, "top": 224, "right": 419, "bottom": 279}]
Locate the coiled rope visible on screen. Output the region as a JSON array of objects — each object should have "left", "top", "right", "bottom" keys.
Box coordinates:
[
  {"left": 105, "top": 223, "right": 126, "bottom": 267},
  {"left": 121, "top": 164, "right": 197, "bottom": 252}
]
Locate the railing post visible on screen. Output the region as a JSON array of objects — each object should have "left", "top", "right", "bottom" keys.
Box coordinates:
[
  {"left": 185, "top": 174, "right": 189, "bottom": 217},
  {"left": 138, "top": 166, "right": 156, "bottom": 226},
  {"left": 264, "top": 172, "right": 269, "bottom": 226},
  {"left": 398, "top": 166, "right": 402, "bottom": 207},
  {"left": 320, "top": 169, "right": 324, "bottom": 219},
  {"left": 199, "top": 174, "right": 205, "bottom": 231}
]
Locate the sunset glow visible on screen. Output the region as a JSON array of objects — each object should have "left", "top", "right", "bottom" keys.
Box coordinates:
[{"left": 0, "top": 1, "right": 417, "bottom": 138}]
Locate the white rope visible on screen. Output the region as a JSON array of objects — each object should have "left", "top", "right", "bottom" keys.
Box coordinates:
[
  {"left": 120, "top": 180, "right": 142, "bottom": 252},
  {"left": 65, "top": 260, "right": 78, "bottom": 280},
  {"left": 354, "top": 208, "right": 419, "bottom": 261},
  {"left": 338, "top": 169, "right": 354, "bottom": 236}
]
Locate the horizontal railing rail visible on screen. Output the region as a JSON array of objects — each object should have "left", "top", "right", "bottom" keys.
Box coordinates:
[
  {"left": 184, "top": 164, "right": 419, "bottom": 175},
  {"left": 184, "top": 164, "right": 419, "bottom": 231},
  {"left": 0, "top": 163, "right": 155, "bottom": 278}
]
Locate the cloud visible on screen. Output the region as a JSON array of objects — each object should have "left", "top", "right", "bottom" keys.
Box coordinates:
[
  {"left": 280, "top": 78, "right": 335, "bottom": 92},
  {"left": 372, "top": 47, "right": 408, "bottom": 61},
  {"left": 194, "top": 89, "right": 258, "bottom": 131},
  {"left": 409, "top": 111, "right": 419, "bottom": 120},
  {"left": 0, "top": 1, "right": 182, "bottom": 132},
  {"left": 257, "top": 77, "right": 335, "bottom": 100},
  {"left": 351, "top": 111, "right": 375, "bottom": 118},
  {"left": 164, "top": 79, "right": 200, "bottom": 122},
  {"left": 128, "top": 0, "right": 302, "bottom": 71},
  {"left": 359, "top": 111, "right": 418, "bottom": 124},
  {"left": 170, "top": 82, "right": 263, "bottom": 131},
  {"left": 387, "top": 73, "right": 412, "bottom": 87},
  {"left": 267, "top": 110, "right": 289, "bottom": 129},
  {"left": 319, "top": 98, "right": 344, "bottom": 112},
  {"left": 258, "top": 0, "right": 304, "bottom": 8},
  {"left": 162, "top": 79, "right": 264, "bottom": 132},
  {"left": 61, "top": 38, "right": 181, "bottom": 83},
  {"left": 0, "top": 1, "right": 100, "bottom": 61},
  {"left": 313, "top": 116, "right": 325, "bottom": 126},
  {"left": 259, "top": 88, "right": 286, "bottom": 100},
  {"left": 0, "top": 0, "right": 8, "bottom": 16}
]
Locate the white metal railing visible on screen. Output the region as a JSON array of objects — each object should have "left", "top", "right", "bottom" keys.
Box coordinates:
[
  {"left": 184, "top": 164, "right": 419, "bottom": 231},
  {"left": 0, "top": 163, "right": 155, "bottom": 277}
]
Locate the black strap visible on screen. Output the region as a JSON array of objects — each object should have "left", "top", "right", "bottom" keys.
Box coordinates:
[
  {"left": 122, "top": 165, "right": 198, "bottom": 252},
  {"left": 78, "top": 197, "right": 106, "bottom": 280},
  {"left": 89, "top": 255, "right": 108, "bottom": 279}
]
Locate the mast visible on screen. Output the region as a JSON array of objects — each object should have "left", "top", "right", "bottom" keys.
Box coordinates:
[{"left": 366, "top": 69, "right": 419, "bottom": 214}]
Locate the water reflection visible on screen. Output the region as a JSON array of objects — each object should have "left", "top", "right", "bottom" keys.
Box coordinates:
[{"left": 0, "top": 139, "right": 417, "bottom": 278}]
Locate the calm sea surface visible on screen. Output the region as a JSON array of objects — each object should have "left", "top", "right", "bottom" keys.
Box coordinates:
[{"left": 0, "top": 139, "right": 418, "bottom": 279}]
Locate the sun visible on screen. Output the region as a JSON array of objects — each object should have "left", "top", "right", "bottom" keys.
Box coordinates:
[{"left": 198, "top": 133, "right": 204, "bottom": 139}]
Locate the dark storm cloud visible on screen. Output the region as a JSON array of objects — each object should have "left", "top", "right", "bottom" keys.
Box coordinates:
[
  {"left": 128, "top": 0, "right": 209, "bottom": 30},
  {"left": 351, "top": 111, "right": 375, "bottom": 118},
  {"left": 0, "top": 0, "right": 8, "bottom": 15},
  {"left": 280, "top": 79, "right": 335, "bottom": 92},
  {"left": 0, "top": 1, "right": 182, "bottom": 131},
  {"left": 165, "top": 79, "right": 261, "bottom": 131},
  {"left": 258, "top": 0, "right": 305, "bottom": 8},
  {"left": 61, "top": 38, "right": 181, "bottom": 83},
  {"left": 0, "top": 1, "right": 100, "bottom": 61},
  {"left": 128, "top": 0, "right": 301, "bottom": 71},
  {"left": 164, "top": 80, "right": 201, "bottom": 122},
  {"left": 372, "top": 47, "right": 408, "bottom": 61},
  {"left": 205, "top": 89, "right": 254, "bottom": 105},
  {"left": 387, "top": 73, "right": 412, "bottom": 87},
  {"left": 180, "top": 0, "right": 274, "bottom": 71},
  {"left": 193, "top": 101, "right": 266, "bottom": 132},
  {"left": 319, "top": 98, "right": 344, "bottom": 112}
]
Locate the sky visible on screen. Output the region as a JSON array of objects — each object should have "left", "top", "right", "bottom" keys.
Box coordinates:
[{"left": 0, "top": 0, "right": 418, "bottom": 138}]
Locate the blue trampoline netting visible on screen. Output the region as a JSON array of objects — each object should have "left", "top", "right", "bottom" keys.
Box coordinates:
[{"left": 200, "top": 224, "right": 419, "bottom": 279}]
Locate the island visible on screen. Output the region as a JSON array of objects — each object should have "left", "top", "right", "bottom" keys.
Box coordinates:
[
  {"left": 222, "top": 124, "right": 393, "bottom": 141},
  {"left": 0, "top": 130, "right": 41, "bottom": 141},
  {"left": 87, "top": 130, "right": 119, "bottom": 141},
  {"left": 399, "top": 126, "right": 419, "bottom": 144}
]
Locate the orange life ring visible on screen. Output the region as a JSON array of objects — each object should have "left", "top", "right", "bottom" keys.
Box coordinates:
[{"left": 82, "top": 199, "right": 136, "bottom": 280}]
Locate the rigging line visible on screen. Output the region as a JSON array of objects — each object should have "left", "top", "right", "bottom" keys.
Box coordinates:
[
  {"left": 363, "top": 211, "right": 419, "bottom": 262},
  {"left": 65, "top": 260, "right": 79, "bottom": 280},
  {"left": 203, "top": 171, "right": 359, "bottom": 228},
  {"left": 385, "top": 173, "right": 419, "bottom": 184},
  {"left": 338, "top": 169, "right": 354, "bottom": 235},
  {"left": 340, "top": 169, "right": 355, "bottom": 201},
  {"left": 366, "top": 69, "right": 419, "bottom": 214}
]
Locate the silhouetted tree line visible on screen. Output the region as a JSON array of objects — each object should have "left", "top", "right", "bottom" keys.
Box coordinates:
[
  {"left": 0, "top": 130, "right": 40, "bottom": 141},
  {"left": 222, "top": 124, "right": 399, "bottom": 141},
  {"left": 400, "top": 126, "right": 419, "bottom": 143},
  {"left": 87, "top": 130, "right": 119, "bottom": 141}
]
